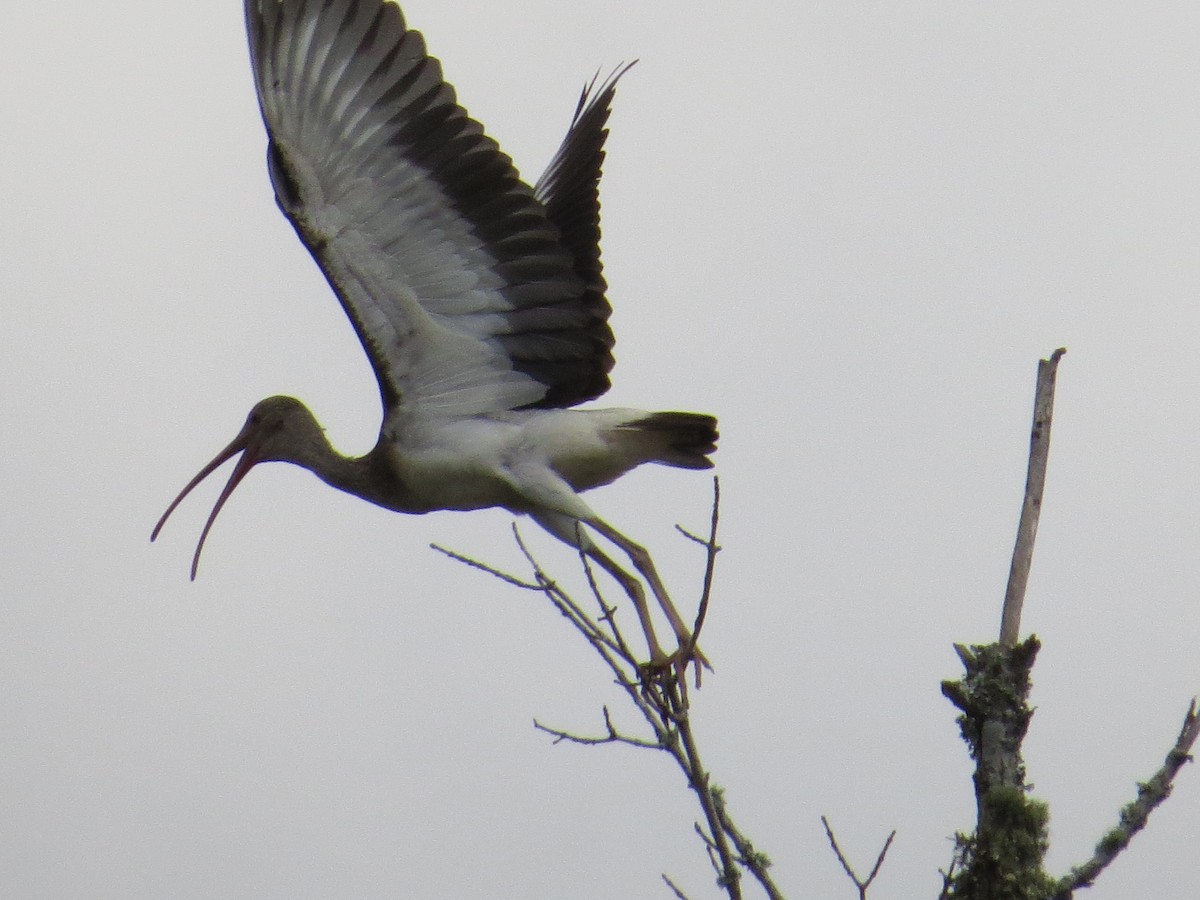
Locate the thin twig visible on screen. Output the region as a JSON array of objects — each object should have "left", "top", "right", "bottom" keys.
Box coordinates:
[
  {"left": 430, "top": 542, "right": 541, "bottom": 589},
  {"left": 687, "top": 477, "right": 721, "bottom": 662},
  {"left": 532, "top": 706, "right": 663, "bottom": 750},
  {"left": 662, "top": 874, "right": 692, "bottom": 900},
  {"left": 574, "top": 527, "right": 638, "bottom": 662},
  {"left": 1055, "top": 698, "right": 1200, "bottom": 897},
  {"left": 507, "top": 525, "right": 628, "bottom": 658},
  {"left": 1000, "top": 347, "right": 1066, "bottom": 646},
  {"left": 506, "top": 531, "right": 676, "bottom": 744},
  {"left": 937, "top": 840, "right": 965, "bottom": 900},
  {"left": 864, "top": 831, "right": 896, "bottom": 886},
  {"left": 674, "top": 525, "right": 712, "bottom": 547},
  {"left": 821, "top": 815, "right": 895, "bottom": 899}
]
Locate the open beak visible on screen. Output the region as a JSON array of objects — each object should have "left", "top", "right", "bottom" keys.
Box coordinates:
[{"left": 151, "top": 423, "right": 263, "bottom": 581}]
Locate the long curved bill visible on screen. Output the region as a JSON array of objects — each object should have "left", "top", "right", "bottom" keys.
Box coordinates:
[{"left": 151, "top": 424, "right": 262, "bottom": 581}]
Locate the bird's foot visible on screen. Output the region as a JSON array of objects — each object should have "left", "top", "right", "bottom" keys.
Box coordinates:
[{"left": 638, "top": 641, "right": 712, "bottom": 689}]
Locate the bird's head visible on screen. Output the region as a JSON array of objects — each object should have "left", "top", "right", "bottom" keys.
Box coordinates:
[{"left": 151, "top": 395, "right": 324, "bottom": 579}]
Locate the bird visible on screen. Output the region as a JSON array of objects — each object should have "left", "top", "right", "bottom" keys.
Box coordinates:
[{"left": 153, "top": 0, "right": 717, "bottom": 668}]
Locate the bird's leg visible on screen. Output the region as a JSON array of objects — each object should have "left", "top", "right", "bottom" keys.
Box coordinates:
[
  {"left": 582, "top": 543, "right": 669, "bottom": 666},
  {"left": 588, "top": 519, "right": 711, "bottom": 672}
]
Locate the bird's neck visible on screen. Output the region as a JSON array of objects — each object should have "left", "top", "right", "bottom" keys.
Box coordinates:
[{"left": 288, "top": 432, "right": 413, "bottom": 513}]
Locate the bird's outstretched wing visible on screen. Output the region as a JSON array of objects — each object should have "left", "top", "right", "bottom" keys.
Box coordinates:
[
  {"left": 245, "top": 0, "right": 616, "bottom": 417},
  {"left": 530, "top": 66, "right": 632, "bottom": 408}
]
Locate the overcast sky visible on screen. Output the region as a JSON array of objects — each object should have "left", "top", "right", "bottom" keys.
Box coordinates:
[{"left": 3, "top": 1, "right": 1200, "bottom": 897}]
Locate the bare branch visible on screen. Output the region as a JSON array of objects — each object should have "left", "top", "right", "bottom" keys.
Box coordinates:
[
  {"left": 511, "top": 525, "right": 633, "bottom": 662},
  {"left": 587, "top": 517, "right": 710, "bottom": 675},
  {"left": 430, "top": 542, "right": 541, "bottom": 590},
  {"left": 694, "top": 821, "right": 718, "bottom": 852},
  {"left": 686, "top": 477, "right": 721, "bottom": 664},
  {"left": 440, "top": 505, "right": 775, "bottom": 900},
  {"left": 674, "top": 525, "right": 712, "bottom": 547},
  {"left": 1056, "top": 699, "right": 1200, "bottom": 897},
  {"left": 532, "top": 707, "right": 663, "bottom": 750},
  {"left": 662, "top": 874, "right": 692, "bottom": 900},
  {"left": 702, "top": 838, "right": 723, "bottom": 887},
  {"left": 1000, "top": 347, "right": 1066, "bottom": 647},
  {"left": 573, "top": 528, "right": 638, "bottom": 663},
  {"left": 666, "top": 685, "right": 741, "bottom": 898},
  {"left": 864, "top": 830, "right": 897, "bottom": 886},
  {"left": 821, "top": 816, "right": 896, "bottom": 899}
]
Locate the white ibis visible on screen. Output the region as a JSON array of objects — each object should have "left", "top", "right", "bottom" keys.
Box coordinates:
[{"left": 153, "top": 0, "right": 718, "bottom": 667}]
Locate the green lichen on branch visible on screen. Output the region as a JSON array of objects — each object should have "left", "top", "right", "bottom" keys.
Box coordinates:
[
  {"left": 941, "top": 636, "right": 1055, "bottom": 899},
  {"left": 941, "top": 639, "right": 1039, "bottom": 779},
  {"left": 945, "top": 787, "right": 1055, "bottom": 900},
  {"left": 1054, "top": 705, "right": 1200, "bottom": 898}
]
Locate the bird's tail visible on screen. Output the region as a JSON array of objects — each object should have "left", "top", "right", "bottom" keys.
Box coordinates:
[{"left": 627, "top": 412, "right": 718, "bottom": 470}]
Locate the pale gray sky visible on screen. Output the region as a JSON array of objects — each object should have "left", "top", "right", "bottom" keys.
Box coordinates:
[{"left": 3, "top": 2, "right": 1200, "bottom": 898}]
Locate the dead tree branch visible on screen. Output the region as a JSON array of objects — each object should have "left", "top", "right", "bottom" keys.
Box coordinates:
[
  {"left": 941, "top": 351, "right": 1064, "bottom": 899},
  {"left": 943, "top": 349, "right": 1199, "bottom": 898},
  {"left": 1000, "top": 347, "right": 1065, "bottom": 648}
]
